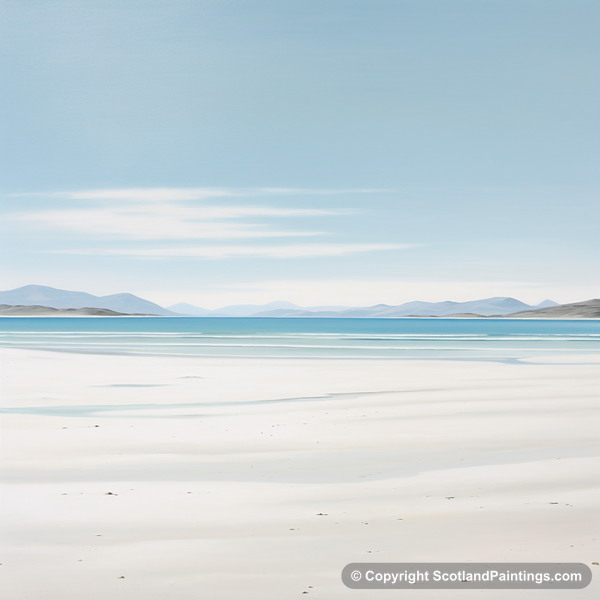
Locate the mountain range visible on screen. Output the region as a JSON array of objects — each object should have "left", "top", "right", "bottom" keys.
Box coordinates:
[
  {"left": 0, "top": 285, "right": 564, "bottom": 317},
  {"left": 237, "top": 297, "right": 558, "bottom": 318},
  {"left": 168, "top": 296, "right": 558, "bottom": 317},
  {"left": 168, "top": 300, "right": 361, "bottom": 317}
]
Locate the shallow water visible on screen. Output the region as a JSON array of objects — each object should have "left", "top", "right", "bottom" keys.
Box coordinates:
[{"left": 1, "top": 316, "right": 599, "bottom": 361}]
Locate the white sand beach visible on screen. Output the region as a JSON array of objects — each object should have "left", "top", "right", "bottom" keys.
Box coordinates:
[{"left": 1, "top": 348, "right": 599, "bottom": 599}]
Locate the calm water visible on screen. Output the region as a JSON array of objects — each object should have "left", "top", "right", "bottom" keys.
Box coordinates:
[{"left": 1, "top": 317, "right": 600, "bottom": 361}]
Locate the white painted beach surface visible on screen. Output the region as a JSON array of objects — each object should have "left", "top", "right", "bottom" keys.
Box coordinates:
[{"left": 0, "top": 348, "right": 599, "bottom": 599}]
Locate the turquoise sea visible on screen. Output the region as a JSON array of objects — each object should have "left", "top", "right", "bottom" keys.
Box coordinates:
[{"left": 1, "top": 317, "right": 600, "bottom": 361}]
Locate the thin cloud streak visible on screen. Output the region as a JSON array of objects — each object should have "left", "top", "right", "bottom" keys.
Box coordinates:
[
  {"left": 54, "top": 243, "right": 413, "bottom": 259},
  {"left": 13, "top": 204, "right": 336, "bottom": 240},
  {"left": 4, "top": 186, "right": 389, "bottom": 201},
  {"left": 255, "top": 187, "right": 389, "bottom": 196},
  {"left": 6, "top": 187, "right": 402, "bottom": 259},
  {"left": 63, "top": 188, "right": 234, "bottom": 201}
]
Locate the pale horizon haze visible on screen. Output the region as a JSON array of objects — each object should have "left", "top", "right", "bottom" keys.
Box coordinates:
[{"left": 1, "top": 1, "right": 598, "bottom": 309}]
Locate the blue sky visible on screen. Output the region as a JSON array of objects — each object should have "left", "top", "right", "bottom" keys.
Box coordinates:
[{"left": 1, "top": 0, "right": 598, "bottom": 307}]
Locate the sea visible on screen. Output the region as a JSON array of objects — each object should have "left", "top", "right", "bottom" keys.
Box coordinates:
[{"left": 1, "top": 317, "right": 600, "bottom": 362}]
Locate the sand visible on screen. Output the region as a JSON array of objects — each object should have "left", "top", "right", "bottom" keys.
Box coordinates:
[{"left": 0, "top": 348, "right": 599, "bottom": 599}]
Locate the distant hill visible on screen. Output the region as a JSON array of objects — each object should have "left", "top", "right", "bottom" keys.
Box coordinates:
[
  {"left": 170, "top": 297, "right": 556, "bottom": 318},
  {"left": 0, "top": 285, "right": 178, "bottom": 316},
  {"left": 377, "top": 297, "right": 532, "bottom": 317},
  {"left": 507, "top": 299, "right": 600, "bottom": 319},
  {"left": 167, "top": 301, "right": 355, "bottom": 316},
  {"left": 250, "top": 297, "right": 557, "bottom": 318},
  {"left": 167, "top": 302, "right": 212, "bottom": 316},
  {"left": 535, "top": 299, "right": 560, "bottom": 309},
  {"left": 1, "top": 286, "right": 575, "bottom": 319},
  {"left": 0, "top": 304, "right": 131, "bottom": 316},
  {"left": 169, "top": 300, "right": 306, "bottom": 317},
  {"left": 209, "top": 301, "right": 304, "bottom": 316}
]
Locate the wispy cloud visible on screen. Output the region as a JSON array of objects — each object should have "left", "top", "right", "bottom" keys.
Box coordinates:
[
  {"left": 11, "top": 187, "right": 352, "bottom": 240},
  {"left": 55, "top": 243, "right": 411, "bottom": 259},
  {"left": 52, "top": 187, "right": 385, "bottom": 201},
  {"left": 251, "top": 187, "right": 388, "bottom": 196},
  {"left": 7, "top": 186, "right": 407, "bottom": 259},
  {"left": 17, "top": 205, "right": 330, "bottom": 240},
  {"left": 63, "top": 188, "right": 234, "bottom": 201}
]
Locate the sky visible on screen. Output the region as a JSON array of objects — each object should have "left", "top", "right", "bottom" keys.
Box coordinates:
[{"left": 0, "top": 0, "right": 598, "bottom": 308}]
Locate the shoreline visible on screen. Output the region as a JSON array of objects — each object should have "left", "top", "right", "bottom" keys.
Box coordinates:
[{"left": 1, "top": 314, "right": 600, "bottom": 320}]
